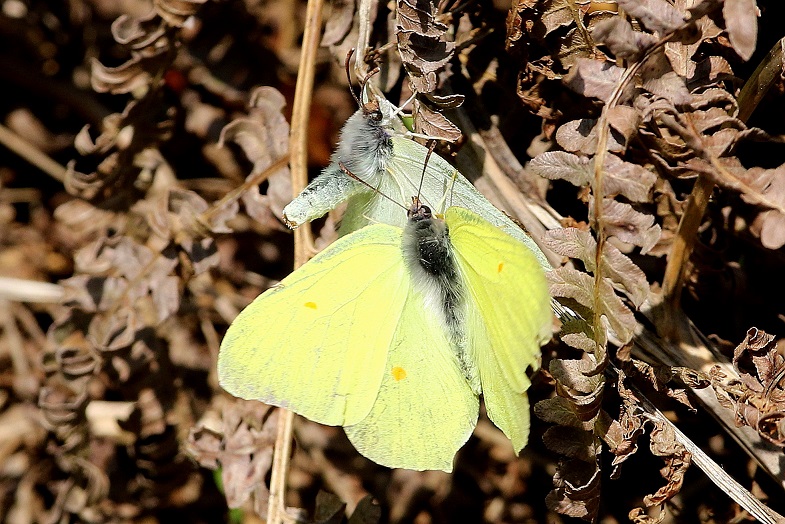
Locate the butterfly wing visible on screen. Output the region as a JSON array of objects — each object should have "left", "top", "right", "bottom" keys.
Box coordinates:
[
  {"left": 345, "top": 289, "right": 479, "bottom": 472},
  {"left": 219, "top": 222, "right": 479, "bottom": 471},
  {"left": 388, "top": 138, "right": 552, "bottom": 270},
  {"left": 218, "top": 225, "right": 408, "bottom": 427},
  {"left": 446, "top": 207, "right": 552, "bottom": 452}
]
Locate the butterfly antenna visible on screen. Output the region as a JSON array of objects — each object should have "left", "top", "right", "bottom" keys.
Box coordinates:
[
  {"left": 338, "top": 162, "right": 407, "bottom": 212},
  {"left": 344, "top": 49, "right": 362, "bottom": 109},
  {"left": 414, "top": 140, "right": 437, "bottom": 204}
]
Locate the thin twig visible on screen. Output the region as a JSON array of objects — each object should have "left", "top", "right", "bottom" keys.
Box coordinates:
[
  {"left": 0, "top": 123, "right": 67, "bottom": 182},
  {"left": 267, "top": 0, "right": 325, "bottom": 520},
  {"left": 0, "top": 277, "right": 64, "bottom": 304}
]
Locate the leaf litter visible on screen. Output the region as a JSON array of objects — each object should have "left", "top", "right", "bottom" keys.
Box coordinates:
[{"left": 1, "top": 0, "right": 785, "bottom": 522}]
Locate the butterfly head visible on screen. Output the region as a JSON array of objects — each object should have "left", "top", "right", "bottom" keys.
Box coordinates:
[{"left": 407, "top": 198, "right": 434, "bottom": 223}]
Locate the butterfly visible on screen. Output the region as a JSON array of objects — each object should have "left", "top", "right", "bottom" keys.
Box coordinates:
[
  {"left": 281, "top": 93, "right": 552, "bottom": 271},
  {"left": 218, "top": 198, "right": 552, "bottom": 471}
]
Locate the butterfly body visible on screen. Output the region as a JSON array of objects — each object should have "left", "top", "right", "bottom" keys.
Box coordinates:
[
  {"left": 280, "top": 98, "right": 552, "bottom": 273},
  {"left": 219, "top": 204, "right": 551, "bottom": 471}
]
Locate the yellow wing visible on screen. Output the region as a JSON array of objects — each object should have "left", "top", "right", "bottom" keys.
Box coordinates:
[
  {"left": 219, "top": 221, "right": 479, "bottom": 472},
  {"left": 344, "top": 290, "right": 479, "bottom": 472},
  {"left": 446, "top": 207, "right": 552, "bottom": 453},
  {"left": 218, "top": 225, "right": 407, "bottom": 427}
]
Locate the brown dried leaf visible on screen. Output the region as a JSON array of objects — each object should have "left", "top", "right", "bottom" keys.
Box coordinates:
[
  {"left": 608, "top": 371, "right": 646, "bottom": 473},
  {"left": 603, "top": 154, "right": 657, "bottom": 202},
  {"left": 758, "top": 412, "right": 785, "bottom": 447},
  {"left": 90, "top": 51, "right": 170, "bottom": 95},
  {"left": 606, "top": 105, "right": 641, "bottom": 149},
  {"left": 534, "top": 396, "right": 583, "bottom": 428},
  {"left": 547, "top": 266, "right": 636, "bottom": 343},
  {"left": 321, "top": 0, "right": 356, "bottom": 47},
  {"left": 541, "top": 0, "right": 580, "bottom": 33},
  {"left": 506, "top": 0, "right": 538, "bottom": 48},
  {"left": 592, "top": 17, "right": 657, "bottom": 60},
  {"left": 561, "top": 332, "right": 598, "bottom": 352},
  {"left": 396, "top": 0, "right": 447, "bottom": 35},
  {"left": 550, "top": 358, "right": 603, "bottom": 394},
  {"left": 154, "top": 0, "right": 208, "bottom": 27},
  {"left": 664, "top": 11, "right": 723, "bottom": 81},
  {"left": 188, "top": 401, "right": 278, "bottom": 516},
  {"left": 617, "top": 0, "right": 685, "bottom": 34},
  {"left": 733, "top": 327, "right": 782, "bottom": 392},
  {"left": 555, "top": 118, "right": 627, "bottom": 154},
  {"left": 712, "top": 328, "right": 785, "bottom": 447},
  {"left": 743, "top": 165, "right": 785, "bottom": 249},
  {"left": 396, "top": 0, "right": 453, "bottom": 94},
  {"left": 641, "top": 420, "right": 691, "bottom": 506},
  {"left": 596, "top": 198, "right": 661, "bottom": 254},
  {"left": 543, "top": 228, "right": 650, "bottom": 307},
  {"left": 543, "top": 426, "right": 599, "bottom": 461},
  {"left": 545, "top": 459, "right": 601, "bottom": 520},
  {"left": 563, "top": 59, "right": 628, "bottom": 103},
  {"left": 642, "top": 71, "right": 691, "bottom": 106},
  {"left": 412, "top": 99, "right": 462, "bottom": 142},
  {"left": 111, "top": 13, "right": 167, "bottom": 49},
  {"left": 220, "top": 87, "right": 291, "bottom": 227},
  {"left": 528, "top": 151, "right": 592, "bottom": 186},
  {"left": 723, "top": 0, "right": 758, "bottom": 61}
]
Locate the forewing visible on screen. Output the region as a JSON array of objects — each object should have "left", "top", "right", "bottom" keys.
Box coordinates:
[
  {"left": 389, "top": 138, "right": 551, "bottom": 270},
  {"left": 218, "top": 225, "right": 407, "bottom": 427},
  {"left": 344, "top": 290, "right": 479, "bottom": 472},
  {"left": 446, "top": 207, "right": 552, "bottom": 452}
]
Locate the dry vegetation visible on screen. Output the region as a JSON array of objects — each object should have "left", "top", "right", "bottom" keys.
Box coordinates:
[{"left": 1, "top": 0, "right": 785, "bottom": 522}]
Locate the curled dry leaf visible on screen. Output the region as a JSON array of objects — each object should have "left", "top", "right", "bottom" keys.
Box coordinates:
[
  {"left": 545, "top": 459, "right": 601, "bottom": 521},
  {"left": 154, "top": 0, "right": 208, "bottom": 27},
  {"left": 640, "top": 420, "right": 691, "bottom": 508},
  {"left": 714, "top": 327, "right": 785, "bottom": 447},
  {"left": 396, "top": 0, "right": 453, "bottom": 94},
  {"left": 608, "top": 371, "right": 646, "bottom": 473},
  {"left": 394, "top": 0, "right": 463, "bottom": 142},
  {"left": 188, "top": 402, "right": 278, "bottom": 515},
  {"left": 616, "top": 0, "right": 685, "bottom": 35},
  {"left": 90, "top": 50, "right": 172, "bottom": 95},
  {"left": 592, "top": 17, "right": 657, "bottom": 61},
  {"left": 111, "top": 12, "right": 167, "bottom": 49},
  {"left": 219, "top": 86, "right": 291, "bottom": 228}
]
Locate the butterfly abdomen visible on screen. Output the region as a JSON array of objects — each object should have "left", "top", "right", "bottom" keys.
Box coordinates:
[{"left": 402, "top": 204, "right": 479, "bottom": 390}]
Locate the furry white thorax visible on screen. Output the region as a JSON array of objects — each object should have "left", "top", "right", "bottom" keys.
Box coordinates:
[{"left": 335, "top": 98, "right": 407, "bottom": 186}]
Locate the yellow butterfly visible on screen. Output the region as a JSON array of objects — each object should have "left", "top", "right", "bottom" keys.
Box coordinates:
[{"left": 218, "top": 199, "right": 552, "bottom": 471}]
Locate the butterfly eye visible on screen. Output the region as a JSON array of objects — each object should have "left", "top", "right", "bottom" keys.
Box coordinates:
[{"left": 368, "top": 109, "right": 383, "bottom": 122}]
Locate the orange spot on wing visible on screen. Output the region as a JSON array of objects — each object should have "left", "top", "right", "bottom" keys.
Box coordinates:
[
  {"left": 497, "top": 262, "right": 504, "bottom": 273},
  {"left": 391, "top": 366, "right": 407, "bottom": 381},
  {"left": 304, "top": 301, "right": 317, "bottom": 309}
]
